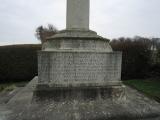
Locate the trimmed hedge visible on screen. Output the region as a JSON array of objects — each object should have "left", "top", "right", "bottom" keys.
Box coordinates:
[
  {"left": 0, "top": 44, "right": 41, "bottom": 83},
  {"left": 110, "top": 37, "right": 158, "bottom": 80}
]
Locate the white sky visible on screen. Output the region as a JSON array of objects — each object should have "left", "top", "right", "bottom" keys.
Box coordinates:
[{"left": 0, "top": 0, "right": 160, "bottom": 45}]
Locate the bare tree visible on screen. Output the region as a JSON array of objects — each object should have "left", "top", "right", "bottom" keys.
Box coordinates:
[{"left": 35, "top": 24, "right": 58, "bottom": 43}]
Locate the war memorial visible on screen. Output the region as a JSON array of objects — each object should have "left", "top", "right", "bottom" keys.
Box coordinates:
[
  {"left": 0, "top": 0, "right": 160, "bottom": 120},
  {"left": 36, "top": 0, "right": 124, "bottom": 101}
]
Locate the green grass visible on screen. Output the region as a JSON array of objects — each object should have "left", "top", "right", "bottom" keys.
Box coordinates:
[
  {"left": 0, "top": 84, "right": 16, "bottom": 92},
  {"left": 0, "top": 81, "right": 28, "bottom": 92},
  {"left": 123, "top": 79, "right": 160, "bottom": 102}
]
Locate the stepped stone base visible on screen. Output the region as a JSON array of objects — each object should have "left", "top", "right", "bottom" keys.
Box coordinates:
[
  {"left": 1, "top": 77, "right": 160, "bottom": 120},
  {"left": 34, "top": 85, "right": 126, "bottom": 101}
]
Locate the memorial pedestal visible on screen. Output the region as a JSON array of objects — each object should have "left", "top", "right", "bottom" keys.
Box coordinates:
[{"left": 34, "top": 30, "right": 125, "bottom": 101}]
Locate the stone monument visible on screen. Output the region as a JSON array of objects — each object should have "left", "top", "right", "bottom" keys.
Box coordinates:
[
  {"left": 35, "top": 0, "right": 125, "bottom": 100},
  {"left": 2, "top": 0, "right": 160, "bottom": 120}
]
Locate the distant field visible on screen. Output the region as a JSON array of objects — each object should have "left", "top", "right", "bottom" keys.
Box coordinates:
[{"left": 123, "top": 79, "right": 160, "bottom": 102}]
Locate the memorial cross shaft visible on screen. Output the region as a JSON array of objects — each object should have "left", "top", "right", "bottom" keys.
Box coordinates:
[{"left": 66, "top": 0, "right": 90, "bottom": 30}]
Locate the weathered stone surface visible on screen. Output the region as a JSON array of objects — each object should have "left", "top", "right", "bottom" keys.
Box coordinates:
[
  {"left": 0, "top": 105, "right": 11, "bottom": 120},
  {"left": 43, "top": 39, "right": 112, "bottom": 51},
  {"left": 38, "top": 51, "right": 122, "bottom": 87},
  {"left": 49, "top": 30, "right": 100, "bottom": 39},
  {"left": 43, "top": 30, "right": 112, "bottom": 51},
  {"left": 7, "top": 77, "right": 37, "bottom": 105},
  {"left": 1, "top": 77, "right": 160, "bottom": 120},
  {"left": 34, "top": 85, "right": 125, "bottom": 101},
  {"left": 66, "top": 0, "right": 89, "bottom": 30}
]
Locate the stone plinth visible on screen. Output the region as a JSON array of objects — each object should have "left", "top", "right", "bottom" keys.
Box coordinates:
[
  {"left": 36, "top": 50, "right": 124, "bottom": 100},
  {"left": 35, "top": 30, "right": 125, "bottom": 100}
]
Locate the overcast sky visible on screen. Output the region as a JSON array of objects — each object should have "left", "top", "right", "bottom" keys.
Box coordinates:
[{"left": 0, "top": 0, "right": 160, "bottom": 45}]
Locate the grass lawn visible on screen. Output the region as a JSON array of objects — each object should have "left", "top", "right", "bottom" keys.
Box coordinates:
[
  {"left": 123, "top": 79, "right": 160, "bottom": 102},
  {"left": 0, "top": 81, "right": 28, "bottom": 92}
]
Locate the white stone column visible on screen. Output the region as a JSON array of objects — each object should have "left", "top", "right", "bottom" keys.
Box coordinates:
[{"left": 66, "top": 0, "right": 90, "bottom": 30}]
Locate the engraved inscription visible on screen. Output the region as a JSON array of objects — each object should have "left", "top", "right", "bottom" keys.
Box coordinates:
[{"left": 38, "top": 52, "right": 122, "bottom": 84}]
